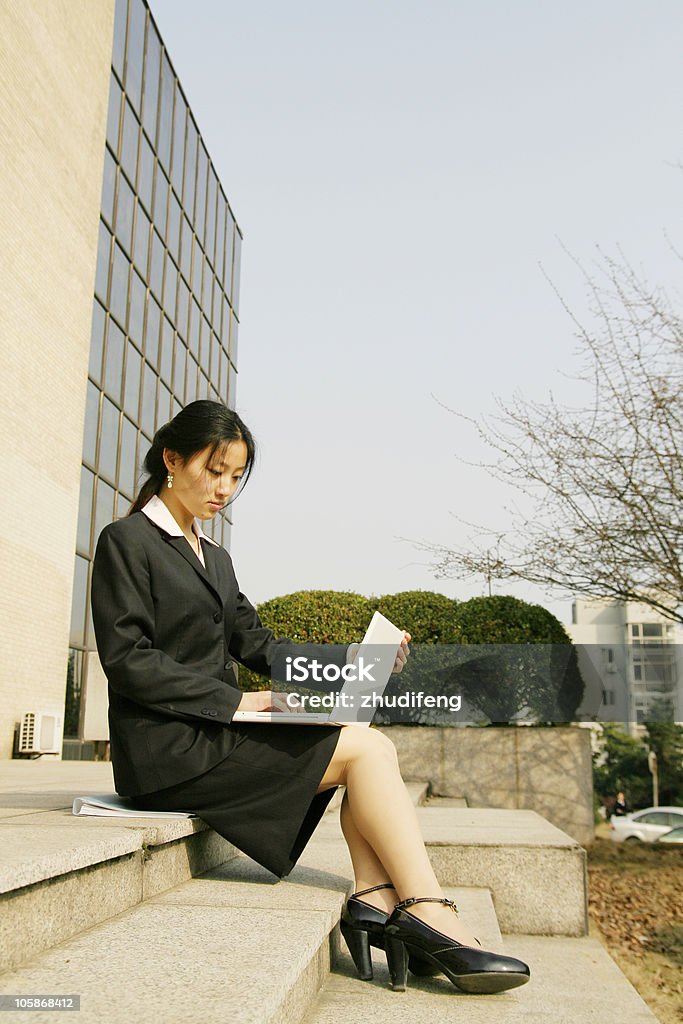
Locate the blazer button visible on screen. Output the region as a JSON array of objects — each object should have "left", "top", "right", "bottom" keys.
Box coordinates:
[
  {"left": 213, "top": 611, "right": 222, "bottom": 623},
  {"left": 201, "top": 708, "right": 211, "bottom": 715},
  {"left": 210, "top": 710, "right": 218, "bottom": 717}
]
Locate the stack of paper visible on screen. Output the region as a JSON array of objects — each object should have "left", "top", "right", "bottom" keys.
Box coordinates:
[{"left": 72, "top": 794, "right": 198, "bottom": 818}]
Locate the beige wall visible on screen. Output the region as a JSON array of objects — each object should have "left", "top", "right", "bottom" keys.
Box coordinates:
[{"left": 0, "top": 0, "right": 115, "bottom": 758}]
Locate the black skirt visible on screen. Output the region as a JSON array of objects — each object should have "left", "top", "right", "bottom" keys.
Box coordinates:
[{"left": 130, "top": 722, "right": 343, "bottom": 879}]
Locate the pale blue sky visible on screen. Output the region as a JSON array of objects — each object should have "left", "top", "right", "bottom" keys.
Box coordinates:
[{"left": 151, "top": 0, "right": 683, "bottom": 623}]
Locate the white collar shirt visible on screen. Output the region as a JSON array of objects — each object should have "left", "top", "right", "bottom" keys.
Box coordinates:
[{"left": 141, "top": 493, "right": 220, "bottom": 568}]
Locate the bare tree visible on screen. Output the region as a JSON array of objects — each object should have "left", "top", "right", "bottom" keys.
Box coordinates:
[{"left": 417, "top": 246, "right": 683, "bottom": 622}]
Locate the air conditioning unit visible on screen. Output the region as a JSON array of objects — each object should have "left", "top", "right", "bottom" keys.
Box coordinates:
[{"left": 18, "top": 710, "right": 62, "bottom": 754}]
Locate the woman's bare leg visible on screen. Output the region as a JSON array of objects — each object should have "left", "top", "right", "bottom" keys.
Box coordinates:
[{"left": 317, "top": 727, "right": 480, "bottom": 946}]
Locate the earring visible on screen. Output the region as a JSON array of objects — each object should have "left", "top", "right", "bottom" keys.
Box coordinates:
[{"left": 167, "top": 472, "right": 174, "bottom": 489}]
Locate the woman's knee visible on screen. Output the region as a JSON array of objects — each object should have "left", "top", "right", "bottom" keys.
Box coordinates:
[{"left": 341, "top": 725, "right": 398, "bottom": 766}]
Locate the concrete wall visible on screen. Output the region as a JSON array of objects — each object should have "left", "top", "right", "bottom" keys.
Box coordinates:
[
  {"left": 0, "top": 0, "right": 115, "bottom": 758},
  {"left": 378, "top": 725, "right": 595, "bottom": 845}
]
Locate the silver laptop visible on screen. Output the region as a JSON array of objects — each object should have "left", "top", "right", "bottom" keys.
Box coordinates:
[{"left": 231, "top": 611, "right": 405, "bottom": 727}]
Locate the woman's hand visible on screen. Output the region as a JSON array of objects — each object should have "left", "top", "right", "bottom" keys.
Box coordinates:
[
  {"left": 391, "top": 631, "right": 411, "bottom": 674},
  {"left": 236, "top": 690, "right": 304, "bottom": 713}
]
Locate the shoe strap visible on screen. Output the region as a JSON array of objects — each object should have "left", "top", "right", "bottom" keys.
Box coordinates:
[
  {"left": 395, "top": 896, "right": 459, "bottom": 914},
  {"left": 350, "top": 883, "right": 396, "bottom": 898}
]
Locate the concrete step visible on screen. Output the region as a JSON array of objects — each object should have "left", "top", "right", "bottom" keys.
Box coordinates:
[
  {"left": 0, "top": 763, "right": 429, "bottom": 973},
  {"left": 312, "top": 803, "right": 588, "bottom": 937},
  {"left": 0, "top": 859, "right": 492, "bottom": 1024},
  {"left": 303, "top": 933, "right": 658, "bottom": 1024}
]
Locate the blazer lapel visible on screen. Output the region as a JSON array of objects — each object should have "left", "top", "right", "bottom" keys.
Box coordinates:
[{"left": 163, "top": 534, "right": 223, "bottom": 605}]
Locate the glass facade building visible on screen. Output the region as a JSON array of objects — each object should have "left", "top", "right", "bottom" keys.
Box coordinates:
[{"left": 66, "top": 0, "right": 242, "bottom": 744}]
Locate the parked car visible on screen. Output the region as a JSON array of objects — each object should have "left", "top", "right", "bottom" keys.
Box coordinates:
[
  {"left": 609, "top": 806, "right": 683, "bottom": 842},
  {"left": 655, "top": 826, "right": 683, "bottom": 845}
]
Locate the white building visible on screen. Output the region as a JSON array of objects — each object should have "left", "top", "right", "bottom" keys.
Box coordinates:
[{"left": 567, "top": 598, "right": 682, "bottom": 733}]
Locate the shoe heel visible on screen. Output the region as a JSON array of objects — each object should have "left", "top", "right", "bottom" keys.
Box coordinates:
[
  {"left": 340, "top": 918, "right": 373, "bottom": 980},
  {"left": 384, "top": 935, "right": 408, "bottom": 991}
]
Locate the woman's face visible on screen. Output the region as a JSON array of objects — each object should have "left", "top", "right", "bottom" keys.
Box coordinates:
[{"left": 164, "top": 440, "right": 249, "bottom": 521}]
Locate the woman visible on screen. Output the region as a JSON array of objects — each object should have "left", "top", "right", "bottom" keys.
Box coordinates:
[{"left": 90, "top": 399, "right": 529, "bottom": 995}]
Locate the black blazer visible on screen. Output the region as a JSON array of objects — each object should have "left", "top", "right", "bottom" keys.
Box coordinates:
[{"left": 90, "top": 511, "right": 350, "bottom": 796}]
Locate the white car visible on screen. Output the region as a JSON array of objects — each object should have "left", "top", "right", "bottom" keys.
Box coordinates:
[{"left": 609, "top": 806, "right": 683, "bottom": 842}]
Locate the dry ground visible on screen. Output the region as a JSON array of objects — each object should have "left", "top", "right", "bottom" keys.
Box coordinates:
[{"left": 586, "top": 830, "right": 683, "bottom": 1024}]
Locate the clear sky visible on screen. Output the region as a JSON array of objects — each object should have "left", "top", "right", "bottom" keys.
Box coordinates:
[{"left": 151, "top": 0, "right": 683, "bottom": 623}]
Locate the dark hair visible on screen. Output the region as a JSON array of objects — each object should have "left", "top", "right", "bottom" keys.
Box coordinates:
[{"left": 127, "top": 400, "right": 256, "bottom": 516}]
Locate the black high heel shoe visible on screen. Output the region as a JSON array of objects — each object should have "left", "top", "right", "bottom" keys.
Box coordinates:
[
  {"left": 339, "top": 884, "right": 444, "bottom": 981},
  {"left": 383, "top": 896, "right": 531, "bottom": 994}
]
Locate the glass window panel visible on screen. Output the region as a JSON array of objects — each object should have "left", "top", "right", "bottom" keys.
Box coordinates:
[
  {"left": 124, "top": 341, "right": 142, "bottom": 419},
  {"left": 125, "top": 0, "right": 145, "bottom": 115},
  {"left": 195, "top": 142, "right": 208, "bottom": 244},
  {"left": 70, "top": 555, "right": 88, "bottom": 647},
  {"left": 112, "top": 0, "right": 127, "bottom": 81},
  {"left": 221, "top": 294, "right": 230, "bottom": 347},
  {"left": 227, "top": 362, "right": 237, "bottom": 405},
  {"left": 137, "top": 132, "right": 154, "bottom": 213},
  {"left": 157, "top": 52, "right": 173, "bottom": 172},
  {"left": 212, "top": 278, "right": 222, "bottom": 329},
  {"left": 173, "top": 337, "right": 186, "bottom": 399},
  {"left": 164, "top": 253, "right": 178, "bottom": 320},
  {"left": 94, "top": 478, "right": 116, "bottom": 547},
  {"left": 128, "top": 269, "right": 145, "bottom": 346},
  {"left": 109, "top": 243, "right": 130, "bottom": 329},
  {"left": 119, "top": 415, "right": 137, "bottom": 496},
  {"left": 77, "top": 466, "right": 95, "bottom": 555},
  {"left": 145, "top": 296, "right": 161, "bottom": 367},
  {"left": 205, "top": 169, "right": 217, "bottom": 266},
  {"left": 101, "top": 148, "right": 117, "bottom": 227},
  {"left": 158, "top": 381, "right": 172, "bottom": 428},
  {"left": 104, "top": 318, "right": 125, "bottom": 402},
  {"left": 116, "top": 491, "right": 131, "bottom": 520},
  {"left": 211, "top": 332, "right": 220, "bottom": 381},
  {"left": 188, "top": 298, "right": 200, "bottom": 359},
  {"left": 106, "top": 74, "right": 123, "bottom": 157},
  {"left": 180, "top": 215, "right": 192, "bottom": 283},
  {"left": 224, "top": 209, "right": 235, "bottom": 292},
  {"left": 172, "top": 397, "right": 181, "bottom": 419},
  {"left": 199, "top": 316, "right": 210, "bottom": 374},
  {"left": 159, "top": 317, "right": 173, "bottom": 385},
  {"left": 153, "top": 164, "right": 169, "bottom": 237},
  {"left": 149, "top": 229, "right": 164, "bottom": 301},
  {"left": 115, "top": 174, "right": 135, "bottom": 256},
  {"left": 141, "top": 363, "right": 156, "bottom": 435},
  {"left": 171, "top": 86, "right": 186, "bottom": 196},
  {"left": 192, "top": 236, "right": 203, "bottom": 300},
  {"left": 219, "top": 348, "right": 228, "bottom": 400},
  {"left": 176, "top": 277, "right": 189, "bottom": 340},
  {"left": 120, "top": 100, "right": 139, "bottom": 188},
  {"left": 184, "top": 116, "right": 198, "bottom": 215},
  {"left": 167, "top": 190, "right": 181, "bottom": 263},
  {"left": 95, "top": 221, "right": 111, "bottom": 303},
  {"left": 83, "top": 380, "right": 99, "bottom": 467},
  {"left": 199, "top": 371, "right": 210, "bottom": 400},
  {"left": 187, "top": 353, "right": 199, "bottom": 399},
  {"left": 230, "top": 314, "right": 239, "bottom": 365},
  {"left": 215, "top": 192, "right": 226, "bottom": 284},
  {"left": 133, "top": 203, "right": 150, "bottom": 277},
  {"left": 99, "top": 397, "right": 120, "bottom": 482},
  {"left": 232, "top": 230, "right": 242, "bottom": 316},
  {"left": 89, "top": 300, "right": 106, "bottom": 385},
  {"left": 142, "top": 21, "right": 161, "bottom": 142}
]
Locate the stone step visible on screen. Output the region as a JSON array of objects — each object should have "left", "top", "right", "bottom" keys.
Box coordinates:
[
  {"left": 0, "top": 763, "right": 429, "bottom": 973},
  {"left": 312, "top": 803, "right": 588, "bottom": 936},
  {"left": 0, "top": 858, "right": 491, "bottom": 1024},
  {"left": 303, "top": 933, "right": 658, "bottom": 1024}
]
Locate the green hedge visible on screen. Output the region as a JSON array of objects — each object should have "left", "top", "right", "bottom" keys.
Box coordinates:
[{"left": 233, "top": 590, "right": 584, "bottom": 725}]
